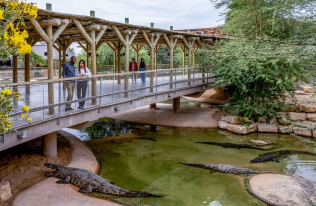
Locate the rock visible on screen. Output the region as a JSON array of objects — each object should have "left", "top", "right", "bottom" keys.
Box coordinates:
[
  {"left": 299, "top": 104, "right": 316, "bottom": 113},
  {"left": 258, "top": 117, "right": 277, "bottom": 124},
  {"left": 307, "top": 113, "right": 316, "bottom": 122},
  {"left": 313, "top": 130, "right": 316, "bottom": 138},
  {"left": 209, "top": 201, "right": 222, "bottom": 206},
  {"left": 227, "top": 124, "right": 258, "bottom": 135},
  {"left": 288, "top": 112, "right": 307, "bottom": 121},
  {"left": 300, "top": 121, "right": 316, "bottom": 129},
  {"left": 295, "top": 90, "right": 308, "bottom": 95},
  {"left": 277, "top": 112, "right": 291, "bottom": 125},
  {"left": 218, "top": 121, "right": 230, "bottom": 130},
  {"left": 0, "top": 181, "right": 11, "bottom": 201},
  {"left": 302, "top": 86, "right": 316, "bottom": 93},
  {"left": 221, "top": 116, "right": 240, "bottom": 124},
  {"left": 249, "top": 174, "right": 316, "bottom": 206},
  {"left": 279, "top": 105, "right": 297, "bottom": 112},
  {"left": 258, "top": 124, "right": 279, "bottom": 133},
  {"left": 293, "top": 127, "right": 312, "bottom": 137},
  {"left": 278, "top": 125, "right": 293, "bottom": 134},
  {"left": 250, "top": 140, "right": 271, "bottom": 146}
]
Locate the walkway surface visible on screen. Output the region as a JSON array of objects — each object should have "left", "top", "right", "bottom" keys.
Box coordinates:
[
  {"left": 10, "top": 71, "right": 210, "bottom": 129},
  {"left": 110, "top": 103, "right": 222, "bottom": 128},
  {"left": 13, "top": 130, "right": 120, "bottom": 206}
]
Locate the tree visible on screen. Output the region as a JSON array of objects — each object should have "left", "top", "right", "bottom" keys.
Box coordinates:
[
  {"left": 0, "top": 0, "right": 38, "bottom": 58},
  {"left": 0, "top": 1, "right": 38, "bottom": 135},
  {"left": 208, "top": 0, "right": 316, "bottom": 121}
]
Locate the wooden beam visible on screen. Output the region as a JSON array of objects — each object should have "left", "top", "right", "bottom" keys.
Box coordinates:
[
  {"left": 106, "top": 42, "right": 115, "bottom": 51},
  {"left": 53, "top": 20, "right": 69, "bottom": 41},
  {"left": 141, "top": 30, "right": 152, "bottom": 48},
  {"left": 85, "top": 24, "right": 101, "bottom": 31},
  {"left": 162, "top": 33, "right": 171, "bottom": 49},
  {"left": 96, "top": 26, "right": 107, "bottom": 44},
  {"left": 40, "top": 19, "right": 61, "bottom": 27},
  {"left": 29, "top": 17, "right": 49, "bottom": 43},
  {"left": 78, "top": 42, "right": 87, "bottom": 51},
  {"left": 182, "top": 37, "right": 190, "bottom": 49},
  {"left": 112, "top": 25, "right": 127, "bottom": 47},
  {"left": 73, "top": 19, "right": 93, "bottom": 45},
  {"left": 129, "top": 29, "right": 139, "bottom": 45}
]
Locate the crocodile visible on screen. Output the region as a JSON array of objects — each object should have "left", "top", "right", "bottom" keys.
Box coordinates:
[
  {"left": 180, "top": 163, "right": 258, "bottom": 175},
  {"left": 196, "top": 142, "right": 279, "bottom": 151},
  {"left": 44, "top": 163, "right": 163, "bottom": 197},
  {"left": 250, "top": 150, "right": 316, "bottom": 163}
]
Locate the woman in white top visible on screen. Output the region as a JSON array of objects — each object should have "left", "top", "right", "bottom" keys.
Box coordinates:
[{"left": 75, "top": 60, "right": 92, "bottom": 109}]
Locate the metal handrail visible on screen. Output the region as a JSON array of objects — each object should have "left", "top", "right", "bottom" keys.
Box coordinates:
[{"left": 0, "top": 67, "right": 205, "bottom": 87}]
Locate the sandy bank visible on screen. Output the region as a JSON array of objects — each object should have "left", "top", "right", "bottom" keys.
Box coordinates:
[{"left": 110, "top": 103, "right": 223, "bottom": 128}]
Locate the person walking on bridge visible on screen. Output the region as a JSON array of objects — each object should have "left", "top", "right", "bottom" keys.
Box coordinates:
[
  {"left": 75, "top": 60, "right": 91, "bottom": 110},
  {"left": 139, "top": 58, "right": 146, "bottom": 84},
  {"left": 129, "top": 58, "right": 138, "bottom": 83},
  {"left": 62, "top": 56, "right": 77, "bottom": 111}
]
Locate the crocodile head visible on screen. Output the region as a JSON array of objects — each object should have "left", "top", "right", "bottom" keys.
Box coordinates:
[{"left": 44, "top": 163, "right": 63, "bottom": 171}]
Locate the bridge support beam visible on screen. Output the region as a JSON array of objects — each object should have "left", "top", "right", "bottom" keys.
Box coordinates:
[
  {"left": 42, "top": 131, "right": 57, "bottom": 158},
  {"left": 182, "top": 37, "right": 195, "bottom": 86},
  {"left": 149, "top": 103, "right": 156, "bottom": 109},
  {"left": 172, "top": 97, "right": 180, "bottom": 113}
]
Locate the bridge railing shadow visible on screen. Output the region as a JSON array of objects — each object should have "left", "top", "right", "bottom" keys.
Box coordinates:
[{"left": 0, "top": 67, "right": 214, "bottom": 130}]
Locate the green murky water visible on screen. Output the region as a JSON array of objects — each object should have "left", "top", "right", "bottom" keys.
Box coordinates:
[{"left": 66, "top": 119, "right": 316, "bottom": 206}]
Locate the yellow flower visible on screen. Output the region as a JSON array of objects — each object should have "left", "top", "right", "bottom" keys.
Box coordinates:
[
  {"left": 0, "top": 9, "right": 4, "bottom": 20},
  {"left": 22, "top": 105, "right": 30, "bottom": 112},
  {"left": 21, "top": 114, "right": 25, "bottom": 118},
  {"left": 27, "top": 118, "right": 32, "bottom": 122},
  {"left": 1, "top": 88, "right": 12, "bottom": 96}
]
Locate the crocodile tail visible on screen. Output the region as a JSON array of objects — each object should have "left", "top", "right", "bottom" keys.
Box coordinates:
[
  {"left": 121, "top": 191, "right": 165, "bottom": 197},
  {"left": 179, "top": 162, "right": 204, "bottom": 168}
]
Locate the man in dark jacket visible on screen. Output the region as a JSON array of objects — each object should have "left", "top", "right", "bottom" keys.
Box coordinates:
[
  {"left": 129, "top": 58, "right": 138, "bottom": 82},
  {"left": 62, "top": 56, "right": 77, "bottom": 111}
]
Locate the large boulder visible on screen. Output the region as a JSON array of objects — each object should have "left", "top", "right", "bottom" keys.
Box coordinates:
[
  {"left": 279, "top": 105, "right": 298, "bottom": 112},
  {"left": 299, "top": 104, "right": 316, "bottom": 113},
  {"left": 258, "top": 124, "right": 279, "bottom": 133},
  {"left": 227, "top": 124, "right": 258, "bottom": 135},
  {"left": 249, "top": 174, "right": 316, "bottom": 206},
  {"left": 0, "top": 181, "right": 11, "bottom": 201},
  {"left": 183, "top": 87, "right": 230, "bottom": 105}
]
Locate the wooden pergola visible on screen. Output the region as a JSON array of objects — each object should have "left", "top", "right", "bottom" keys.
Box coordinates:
[{"left": 14, "top": 5, "right": 220, "bottom": 114}]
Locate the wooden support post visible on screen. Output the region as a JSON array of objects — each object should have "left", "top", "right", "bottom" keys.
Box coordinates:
[
  {"left": 30, "top": 17, "right": 69, "bottom": 114},
  {"left": 114, "top": 50, "right": 117, "bottom": 74},
  {"left": 24, "top": 53, "right": 30, "bottom": 93},
  {"left": 118, "top": 44, "right": 121, "bottom": 84},
  {"left": 162, "top": 33, "right": 178, "bottom": 89},
  {"left": 13, "top": 55, "right": 18, "bottom": 92},
  {"left": 173, "top": 97, "right": 180, "bottom": 113},
  {"left": 124, "top": 34, "right": 130, "bottom": 98},
  {"left": 58, "top": 49, "right": 62, "bottom": 78},
  {"left": 112, "top": 25, "right": 138, "bottom": 95},
  {"left": 142, "top": 30, "right": 160, "bottom": 93},
  {"left": 91, "top": 29, "right": 97, "bottom": 104},
  {"left": 86, "top": 43, "right": 90, "bottom": 67},
  {"left": 42, "top": 131, "right": 57, "bottom": 158},
  {"left": 182, "top": 37, "right": 195, "bottom": 86}
]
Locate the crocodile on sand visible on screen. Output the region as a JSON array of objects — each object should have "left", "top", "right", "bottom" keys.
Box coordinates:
[
  {"left": 44, "top": 163, "right": 163, "bottom": 197},
  {"left": 180, "top": 163, "right": 258, "bottom": 175},
  {"left": 250, "top": 150, "right": 316, "bottom": 163}
]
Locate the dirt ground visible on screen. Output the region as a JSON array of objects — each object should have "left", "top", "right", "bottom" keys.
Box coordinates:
[{"left": 0, "top": 134, "right": 72, "bottom": 206}]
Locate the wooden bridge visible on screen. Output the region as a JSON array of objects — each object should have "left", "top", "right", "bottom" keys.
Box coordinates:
[{"left": 0, "top": 4, "right": 221, "bottom": 156}]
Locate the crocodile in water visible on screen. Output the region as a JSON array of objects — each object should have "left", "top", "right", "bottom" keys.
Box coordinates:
[
  {"left": 180, "top": 163, "right": 258, "bottom": 175},
  {"left": 250, "top": 150, "right": 316, "bottom": 163},
  {"left": 196, "top": 142, "right": 279, "bottom": 151}
]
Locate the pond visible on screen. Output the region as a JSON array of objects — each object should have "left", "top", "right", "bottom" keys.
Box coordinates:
[{"left": 64, "top": 118, "right": 316, "bottom": 206}]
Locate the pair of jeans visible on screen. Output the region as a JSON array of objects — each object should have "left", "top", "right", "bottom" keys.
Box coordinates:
[
  {"left": 77, "top": 80, "right": 88, "bottom": 107},
  {"left": 65, "top": 81, "right": 76, "bottom": 109},
  {"left": 139, "top": 68, "right": 146, "bottom": 83},
  {"left": 131, "top": 70, "right": 137, "bottom": 82}
]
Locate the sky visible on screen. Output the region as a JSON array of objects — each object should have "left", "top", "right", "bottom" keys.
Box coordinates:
[{"left": 33, "top": 0, "right": 224, "bottom": 54}]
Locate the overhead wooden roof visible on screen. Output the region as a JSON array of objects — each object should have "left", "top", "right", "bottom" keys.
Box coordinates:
[{"left": 23, "top": 8, "right": 222, "bottom": 48}]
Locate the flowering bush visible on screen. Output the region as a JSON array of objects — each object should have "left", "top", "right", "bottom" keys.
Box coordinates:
[
  {"left": 0, "top": 0, "right": 38, "bottom": 58},
  {"left": 0, "top": 88, "right": 31, "bottom": 135}
]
